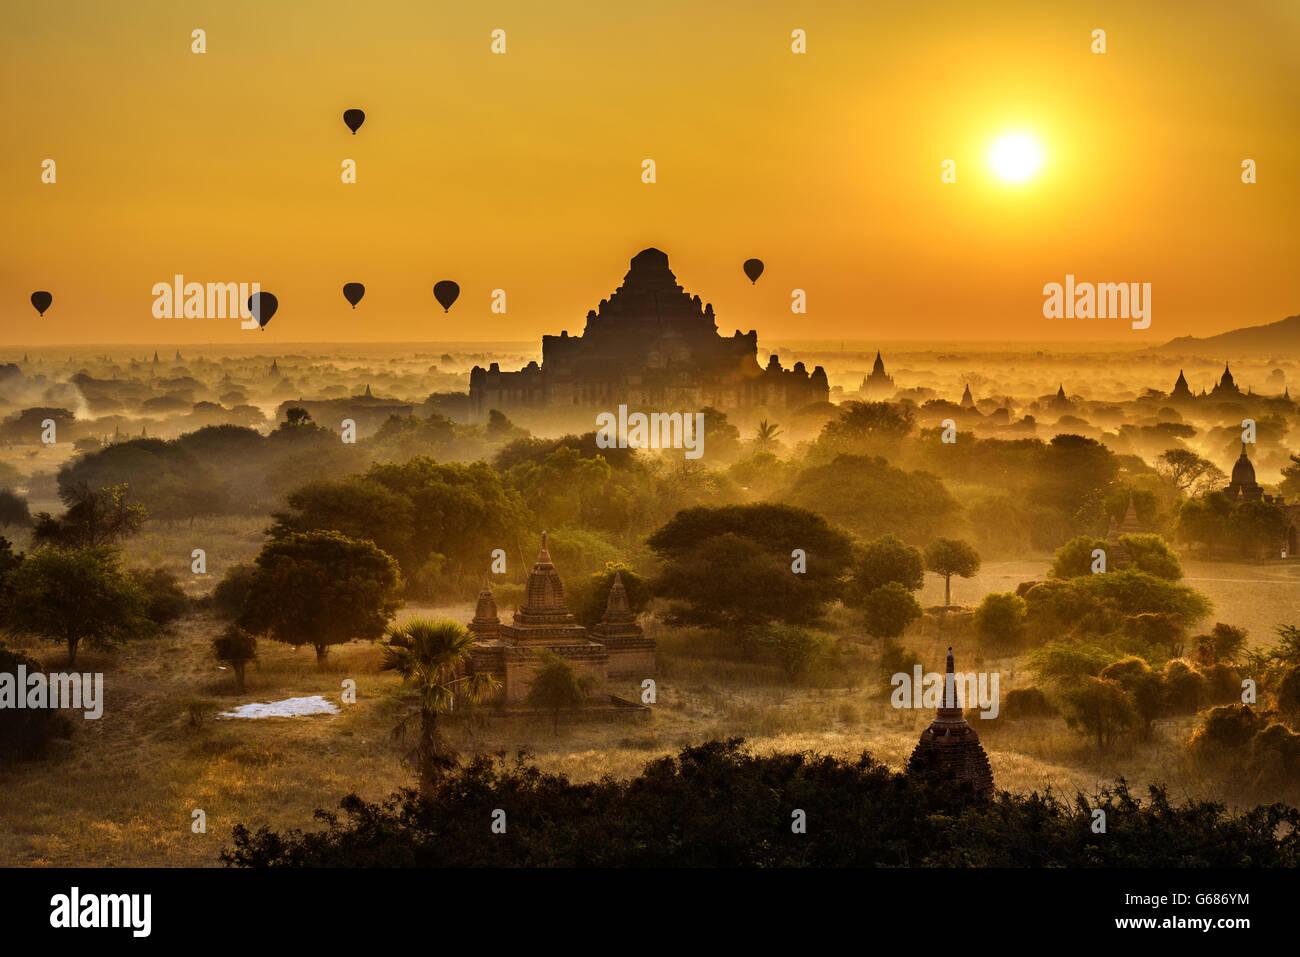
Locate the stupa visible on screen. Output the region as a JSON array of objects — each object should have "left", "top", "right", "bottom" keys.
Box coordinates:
[{"left": 907, "top": 648, "right": 994, "bottom": 798}]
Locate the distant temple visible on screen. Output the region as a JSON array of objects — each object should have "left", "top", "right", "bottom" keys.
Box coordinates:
[
  {"left": 1105, "top": 496, "right": 1146, "bottom": 564},
  {"left": 1210, "top": 363, "right": 1243, "bottom": 398},
  {"left": 468, "top": 249, "right": 828, "bottom": 423},
  {"left": 1171, "top": 369, "right": 1193, "bottom": 400},
  {"left": 1049, "top": 384, "right": 1072, "bottom": 411},
  {"left": 1221, "top": 445, "right": 1299, "bottom": 557},
  {"left": 959, "top": 383, "right": 975, "bottom": 409},
  {"left": 907, "top": 648, "right": 994, "bottom": 798},
  {"left": 859, "top": 351, "right": 896, "bottom": 398},
  {"left": 469, "top": 533, "right": 655, "bottom": 704},
  {"left": 276, "top": 385, "right": 413, "bottom": 437}
]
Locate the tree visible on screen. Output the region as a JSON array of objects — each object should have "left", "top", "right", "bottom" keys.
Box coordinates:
[
  {"left": 130, "top": 567, "right": 188, "bottom": 628},
  {"left": 860, "top": 583, "right": 923, "bottom": 646},
  {"left": 757, "top": 623, "right": 826, "bottom": 679},
  {"left": 525, "top": 649, "right": 594, "bottom": 735},
  {"left": 1059, "top": 676, "right": 1138, "bottom": 753},
  {"left": 1117, "top": 534, "right": 1183, "bottom": 581},
  {"left": 1193, "top": 623, "right": 1247, "bottom": 667},
  {"left": 974, "top": 592, "right": 1027, "bottom": 649},
  {"left": 655, "top": 533, "right": 818, "bottom": 633},
  {"left": 212, "top": 626, "right": 257, "bottom": 694},
  {"left": 239, "top": 531, "right": 402, "bottom": 666},
  {"left": 1099, "top": 657, "right": 1163, "bottom": 740},
  {"left": 6, "top": 546, "right": 150, "bottom": 667},
  {"left": 0, "top": 489, "right": 30, "bottom": 528},
  {"left": 0, "top": 644, "right": 64, "bottom": 759},
  {"left": 381, "top": 618, "right": 498, "bottom": 794},
  {"left": 754, "top": 419, "right": 783, "bottom": 452},
  {"left": 1049, "top": 535, "right": 1111, "bottom": 578},
  {"left": 1155, "top": 449, "right": 1225, "bottom": 496},
  {"left": 649, "top": 504, "right": 853, "bottom": 630},
  {"left": 780, "top": 455, "right": 958, "bottom": 542},
  {"left": 212, "top": 562, "right": 257, "bottom": 619},
  {"left": 924, "top": 538, "right": 981, "bottom": 607},
  {"left": 31, "top": 482, "right": 146, "bottom": 548},
  {"left": 846, "top": 535, "right": 924, "bottom": 606}
]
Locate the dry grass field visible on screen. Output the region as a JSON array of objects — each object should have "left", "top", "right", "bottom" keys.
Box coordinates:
[{"left": 3, "top": 552, "right": 1294, "bottom": 867}]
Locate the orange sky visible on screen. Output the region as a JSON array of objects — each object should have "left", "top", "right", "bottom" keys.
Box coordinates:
[{"left": 2, "top": 0, "right": 1297, "bottom": 346}]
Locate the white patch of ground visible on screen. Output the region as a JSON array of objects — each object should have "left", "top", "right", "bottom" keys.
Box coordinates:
[{"left": 217, "top": 695, "right": 340, "bottom": 719}]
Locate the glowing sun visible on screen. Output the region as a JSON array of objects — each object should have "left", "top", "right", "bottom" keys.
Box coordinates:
[{"left": 989, "top": 133, "right": 1043, "bottom": 183}]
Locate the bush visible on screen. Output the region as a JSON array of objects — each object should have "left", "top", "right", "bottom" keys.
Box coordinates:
[
  {"left": 1001, "top": 686, "right": 1058, "bottom": 719},
  {"left": 0, "top": 644, "right": 69, "bottom": 760},
  {"left": 974, "top": 592, "right": 1027, "bottom": 650},
  {"left": 1162, "top": 658, "right": 1207, "bottom": 714},
  {"left": 130, "top": 567, "right": 189, "bottom": 628},
  {"left": 212, "top": 563, "right": 256, "bottom": 619},
  {"left": 222, "top": 738, "right": 1300, "bottom": 867}
]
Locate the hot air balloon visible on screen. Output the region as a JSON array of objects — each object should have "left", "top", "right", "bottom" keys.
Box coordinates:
[
  {"left": 742, "top": 259, "right": 764, "bottom": 284},
  {"left": 343, "top": 109, "right": 365, "bottom": 134},
  {"left": 433, "top": 281, "right": 460, "bottom": 313},
  {"left": 30, "top": 291, "right": 52, "bottom": 316},
  {"left": 248, "top": 291, "right": 278, "bottom": 329},
  {"left": 343, "top": 283, "right": 365, "bottom": 309}
]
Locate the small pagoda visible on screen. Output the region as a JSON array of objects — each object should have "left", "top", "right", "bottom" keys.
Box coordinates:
[
  {"left": 590, "top": 571, "right": 656, "bottom": 677},
  {"left": 907, "top": 648, "right": 994, "bottom": 798},
  {"left": 470, "top": 533, "right": 611, "bottom": 705}
]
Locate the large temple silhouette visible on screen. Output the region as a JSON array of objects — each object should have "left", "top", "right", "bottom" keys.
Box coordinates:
[{"left": 468, "top": 248, "right": 828, "bottom": 422}]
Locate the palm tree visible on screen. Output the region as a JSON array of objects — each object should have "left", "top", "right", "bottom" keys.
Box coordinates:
[
  {"left": 380, "top": 618, "right": 499, "bottom": 798},
  {"left": 755, "top": 419, "right": 782, "bottom": 451}
]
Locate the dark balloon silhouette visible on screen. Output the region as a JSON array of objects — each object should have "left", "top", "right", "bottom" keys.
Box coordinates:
[
  {"left": 30, "top": 291, "right": 52, "bottom": 316},
  {"left": 743, "top": 259, "right": 764, "bottom": 284},
  {"left": 248, "top": 291, "right": 278, "bottom": 329},
  {"left": 343, "top": 109, "right": 365, "bottom": 134},
  {"left": 433, "top": 280, "right": 460, "bottom": 313},
  {"left": 343, "top": 283, "right": 365, "bottom": 308}
]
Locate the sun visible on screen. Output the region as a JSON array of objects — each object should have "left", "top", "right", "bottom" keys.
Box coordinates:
[{"left": 989, "top": 133, "right": 1043, "bottom": 183}]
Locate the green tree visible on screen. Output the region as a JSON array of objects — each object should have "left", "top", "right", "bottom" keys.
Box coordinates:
[
  {"left": 924, "top": 538, "right": 981, "bottom": 607},
  {"left": 32, "top": 482, "right": 146, "bottom": 548},
  {"left": 1099, "top": 656, "right": 1163, "bottom": 740},
  {"left": 649, "top": 504, "right": 853, "bottom": 630},
  {"left": 1059, "top": 676, "right": 1138, "bottom": 753},
  {"left": 6, "top": 546, "right": 150, "bottom": 667},
  {"left": 1117, "top": 534, "right": 1183, "bottom": 580},
  {"left": 974, "top": 592, "right": 1027, "bottom": 649},
  {"left": 754, "top": 419, "right": 783, "bottom": 452},
  {"left": 381, "top": 618, "right": 499, "bottom": 794},
  {"left": 130, "top": 567, "right": 188, "bottom": 628},
  {"left": 1049, "top": 536, "right": 1110, "bottom": 578},
  {"left": 525, "top": 649, "right": 595, "bottom": 735},
  {"left": 212, "top": 626, "right": 257, "bottom": 694},
  {"left": 780, "top": 455, "right": 958, "bottom": 542},
  {"left": 846, "top": 534, "right": 924, "bottom": 605},
  {"left": 860, "top": 582, "right": 923, "bottom": 647},
  {"left": 239, "top": 531, "right": 402, "bottom": 666},
  {"left": 0, "top": 490, "right": 30, "bottom": 528},
  {"left": 757, "top": 623, "right": 826, "bottom": 680},
  {"left": 1155, "top": 448, "right": 1225, "bottom": 496},
  {"left": 0, "top": 644, "right": 62, "bottom": 759},
  {"left": 1193, "top": 623, "right": 1247, "bottom": 667}
]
